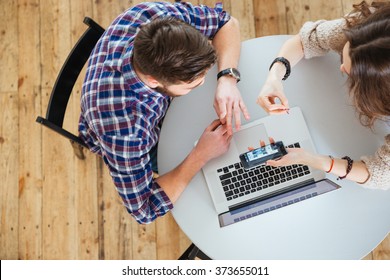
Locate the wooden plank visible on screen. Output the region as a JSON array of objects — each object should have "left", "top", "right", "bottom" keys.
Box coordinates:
[
  {"left": 132, "top": 220, "right": 157, "bottom": 259},
  {"left": 0, "top": 0, "right": 19, "bottom": 261},
  {"left": 98, "top": 162, "right": 134, "bottom": 259},
  {"left": 156, "top": 213, "right": 181, "bottom": 259},
  {"left": 40, "top": 129, "right": 77, "bottom": 259},
  {"left": 39, "top": 0, "right": 78, "bottom": 259},
  {"left": 373, "top": 233, "right": 390, "bottom": 260},
  {"left": 0, "top": 92, "right": 19, "bottom": 260},
  {"left": 229, "top": 0, "right": 255, "bottom": 41},
  {"left": 17, "top": 0, "right": 43, "bottom": 260},
  {"left": 73, "top": 156, "right": 100, "bottom": 260},
  {"left": 284, "top": 0, "right": 312, "bottom": 34},
  {"left": 179, "top": 229, "right": 192, "bottom": 259},
  {"left": 253, "top": 0, "right": 288, "bottom": 37},
  {"left": 362, "top": 252, "right": 373, "bottom": 260},
  {"left": 92, "top": 0, "right": 129, "bottom": 28},
  {"left": 0, "top": 0, "right": 18, "bottom": 93},
  {"left": 307, "top": 0, "right": 343, "bottom": 20},
  {"left": 69, "top": 0, "right": 100, "bottom": 260},
  {"left": 284, "top": 0, "right": 344, "bottom": 35}
]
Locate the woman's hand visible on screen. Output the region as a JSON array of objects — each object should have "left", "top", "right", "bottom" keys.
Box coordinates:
[
  {"left": 256, "top": 34, "right": 306, "bottom": 115},
  {"left": 256, "top": 77, "right": 289, "bottom": 115},
  {"left": 250, "top": 137, "right": 313, "bottom": 167},
  {"left": 266, "top": 147, "right": 311, "bottom": 167}
]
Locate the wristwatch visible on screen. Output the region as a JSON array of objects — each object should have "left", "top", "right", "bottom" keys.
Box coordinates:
[{"left": 217, "top": 68, "right": 241, "bottom": 83}]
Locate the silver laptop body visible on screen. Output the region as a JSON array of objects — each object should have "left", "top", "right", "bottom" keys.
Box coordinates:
[{"left": 201, "top": 107, "right": 326, "bottom": 215}]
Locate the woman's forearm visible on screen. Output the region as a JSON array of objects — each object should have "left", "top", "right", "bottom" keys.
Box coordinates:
[
  {"left": 268, "top": 148, "right": 370, "bottom": 184},
  {"left": 268, "top": 34, "right": 305, "bottom": 81},
  {"left": 304, "top": 153, "right": 370, "bottom": 184}
]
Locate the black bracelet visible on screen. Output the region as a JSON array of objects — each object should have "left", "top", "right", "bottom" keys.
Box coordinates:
[
  {"left": 337, "top": 156, "right": 354, "bottom": 180},
  {"left": 269, "top": 57, "right": 291, "bottom": 80}
]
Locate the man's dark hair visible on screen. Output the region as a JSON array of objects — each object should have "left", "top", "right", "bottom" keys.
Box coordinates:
[{"left": 133, "top": 17, "right": 217, "bottom": 85}]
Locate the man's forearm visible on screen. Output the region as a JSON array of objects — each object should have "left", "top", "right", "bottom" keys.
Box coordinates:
[
  {"left": 212, "top": 16, "right": 241, "bottom": 70},
  {"left": 155, "top": 147, "right": 206, "bottom": 203}
]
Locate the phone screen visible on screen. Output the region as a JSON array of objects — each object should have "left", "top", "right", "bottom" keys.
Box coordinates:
[
  {"left": 239, "top": 141, "right": 287, "bottom": 169},
  {"left": 245, "top": 145, "right": 278, "bottom": 162}
]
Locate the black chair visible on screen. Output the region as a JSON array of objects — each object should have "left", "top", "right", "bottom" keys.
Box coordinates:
[{"left": 36, "top": 17, "right": 105, "bottom": 159}]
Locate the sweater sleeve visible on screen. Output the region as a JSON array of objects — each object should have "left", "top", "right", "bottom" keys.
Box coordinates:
[
  {"left": 360, "top": 134, "right": 390, "bottom": 190},
  {"left": 299, "top": 18, "right": 348, "bottom": 59}
]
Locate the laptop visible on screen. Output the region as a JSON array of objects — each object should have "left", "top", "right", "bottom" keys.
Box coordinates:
[{"left": 201, "top": 107, "right": 341, "bottom": 227}]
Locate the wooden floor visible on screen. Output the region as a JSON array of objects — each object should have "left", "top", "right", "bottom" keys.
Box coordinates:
[{"left": 0, "top": 0, "right": 389, "bottom": 260}]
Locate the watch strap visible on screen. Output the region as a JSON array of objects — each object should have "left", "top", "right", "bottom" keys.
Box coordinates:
[{"left": 217, "top": 68, "right": 240, "bottom": 82}]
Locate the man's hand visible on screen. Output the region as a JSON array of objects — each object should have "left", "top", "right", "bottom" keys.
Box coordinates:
[
  {"left": 155, "top": 119, "right": 232, "bottom": 203},
  {"left": 214, "top": 77, "right": 250, "bottom": 135},
  {"left": 195, "top": 119, "right": 232, "bottom": 163}
]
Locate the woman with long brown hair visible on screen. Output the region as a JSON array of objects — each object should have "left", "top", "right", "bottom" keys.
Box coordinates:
[{"left": 257, "top": 1, "right": 390, "bottom": 189}]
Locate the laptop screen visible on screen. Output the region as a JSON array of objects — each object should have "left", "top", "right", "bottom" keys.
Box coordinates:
[{"left": 218, "top": 178, "right": 341, "bottom": 227}]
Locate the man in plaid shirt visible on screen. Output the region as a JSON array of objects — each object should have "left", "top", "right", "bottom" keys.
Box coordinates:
[{"left": 79, "top": 1, "right": 249, "bottom": 224}]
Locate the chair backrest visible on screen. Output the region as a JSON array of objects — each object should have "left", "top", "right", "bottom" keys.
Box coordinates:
[{"left": 36, "top": 17, "right": 105, "bottom": 148}]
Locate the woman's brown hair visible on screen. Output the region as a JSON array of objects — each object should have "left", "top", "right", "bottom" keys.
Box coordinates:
[
  {"left": 133, "top": 17, "right": 217, "bottom": 85},
  {"left": 344, "top": 1, "right": 390, "bottom": 127}
]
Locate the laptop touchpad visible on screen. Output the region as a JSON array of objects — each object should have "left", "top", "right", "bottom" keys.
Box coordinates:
[{"left": 233, "top": 123, "right": 269, "bottom": 154}]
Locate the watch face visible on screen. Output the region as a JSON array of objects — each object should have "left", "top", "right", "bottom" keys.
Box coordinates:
[
  {"left": 231, "top": 68, "right": 240, "bottom": 79},
  {"left": 217, "top": 68, "right": 241, "bottom": 82}
]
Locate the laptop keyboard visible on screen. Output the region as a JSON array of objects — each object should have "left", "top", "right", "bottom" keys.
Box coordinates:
[{"left": 217, "top": 142, "right": 311, "bottom": 201}]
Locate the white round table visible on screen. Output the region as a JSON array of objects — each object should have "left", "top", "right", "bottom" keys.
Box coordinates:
[{"left": 158, "top": 36, "right": 390, "bottom": 259}]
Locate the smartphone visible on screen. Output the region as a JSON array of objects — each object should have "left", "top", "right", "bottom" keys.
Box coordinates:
[{"left": 239, "top": 141, "right": 287, "bottom": 170}]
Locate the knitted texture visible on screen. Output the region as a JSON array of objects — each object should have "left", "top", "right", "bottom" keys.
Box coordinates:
[
  {"left": 299, "top": 17, "right": 390, "bottom": 189},
  {"left": 361, "top": 135, "right": 390, "bottom": 190}
]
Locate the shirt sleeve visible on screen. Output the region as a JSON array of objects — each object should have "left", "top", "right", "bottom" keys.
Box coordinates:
[
  {"left": 361, "top": 134, "right": 390, "bottom": 190},
  {"left": 99, "top": 133, "right": 173, "bottom": 224},
  {"left": 173, "top": 2, "right": 231, "bottom": 38},
  {"left": 299, "top": 18, "right": 348, "bottom": 59},
  {"left": 126, "top": 2, "right": 231, "bottom": 39}
]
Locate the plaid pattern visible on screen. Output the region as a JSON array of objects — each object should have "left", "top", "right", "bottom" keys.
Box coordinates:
[{"left": 79, "top": 1, "right": 230, "bottom": 224}]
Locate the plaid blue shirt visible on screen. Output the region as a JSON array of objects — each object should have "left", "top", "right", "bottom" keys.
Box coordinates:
[{"left": 79, "top": 1, "right": 230, "bottom": 224}]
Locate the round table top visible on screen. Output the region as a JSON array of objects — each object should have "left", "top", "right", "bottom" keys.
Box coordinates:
[{"left": 158, "top": 35, "right": 390, "bottom": 259}]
